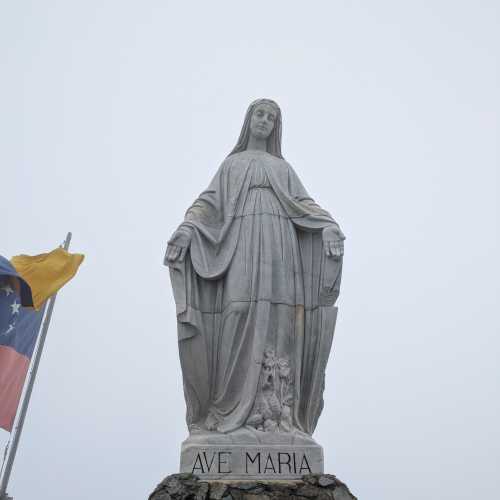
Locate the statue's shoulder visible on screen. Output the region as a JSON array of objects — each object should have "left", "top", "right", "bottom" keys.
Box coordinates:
[
  {"left": 218, "top": 154, "right": 245, "bottom": 175},
  {"left": 224, "top": 152, "right": 245, "bottom": 165},
  {"left": 280, "top": 159, "right": 302, "bottom": 179},
  {"left": 280, "top": 158, "right": 293, "bottom": 170}
]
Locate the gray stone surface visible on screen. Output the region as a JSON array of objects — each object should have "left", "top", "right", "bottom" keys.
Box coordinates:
[
  {"left": 181, "top": 443, "right": 323, "bottom": 480},
  {"left": 149, "top": 473, "right": 357, "bottom": 500},
  {"left": 164, "top": 99, "right": 346, "bottom": 478}
]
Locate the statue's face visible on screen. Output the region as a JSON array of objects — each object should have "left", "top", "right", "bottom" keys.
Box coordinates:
[{"left": 249, "top": 103, "right": 277, "bottom": 140}]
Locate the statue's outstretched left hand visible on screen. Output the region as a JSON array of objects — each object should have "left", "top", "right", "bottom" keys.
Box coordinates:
[{"left": 322, "top": 225, "right": 345, "bottom": 259}]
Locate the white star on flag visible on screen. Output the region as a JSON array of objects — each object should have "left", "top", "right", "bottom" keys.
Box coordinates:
[
  {"left": 10, "top": 300, "right": 21, "bottom": 315},
  {"left": 1, "top": 284, "right": 14, "bottom": 296},
  {"left": 6, "top": 324, "right": 15, "bottom": 334}
]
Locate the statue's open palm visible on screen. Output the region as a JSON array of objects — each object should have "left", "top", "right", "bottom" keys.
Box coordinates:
[
  {"left": 323, "top": 225, "right": 345, "bottom": 259},
  {"left": 164, "top": 226, "right": 192, "bottom": 264}
]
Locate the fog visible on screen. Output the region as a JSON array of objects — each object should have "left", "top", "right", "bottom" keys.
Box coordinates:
[{"left": 1, "top": 1, "right": 498, "bottom": 499}]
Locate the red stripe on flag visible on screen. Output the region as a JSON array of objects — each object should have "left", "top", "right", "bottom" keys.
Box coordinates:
[{"left": 0, "top": 345, "right": 30, "bottom": 432}]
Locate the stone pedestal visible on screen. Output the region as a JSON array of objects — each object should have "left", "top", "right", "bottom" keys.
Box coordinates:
[
  {"left": 148, "top": 473, "right": 357, "bottom": 500},
  {"left": 181, "top": 444, "right": 323, "bottom": 480},
  {"left": 180, "top": 429, "right": 325, "bottom": 481}
]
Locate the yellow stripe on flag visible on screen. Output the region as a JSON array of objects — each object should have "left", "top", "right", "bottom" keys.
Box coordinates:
[{"left": 11, "top": 248, "right": 84, "bottom": 310}]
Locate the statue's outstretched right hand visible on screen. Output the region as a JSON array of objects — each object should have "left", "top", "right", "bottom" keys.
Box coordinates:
[{"left": 164, "top": 226, "right": 193, "bottom": 265}]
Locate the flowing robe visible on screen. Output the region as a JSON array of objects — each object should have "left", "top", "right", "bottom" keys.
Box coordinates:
[{"left": 168, "top": 150, "right": 342, "bottom": 435}]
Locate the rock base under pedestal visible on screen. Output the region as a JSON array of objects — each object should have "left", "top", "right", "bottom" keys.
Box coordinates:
[{"left": 148, "top": 473, "right": 357, "bottom": 500}]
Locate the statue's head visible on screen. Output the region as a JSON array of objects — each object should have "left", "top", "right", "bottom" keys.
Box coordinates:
[
  {"left": 249, "top": 100, "right": 278, "bottom": 140},
  {"left": 229, "top": 98, "right": 283, "bottom": 159}
]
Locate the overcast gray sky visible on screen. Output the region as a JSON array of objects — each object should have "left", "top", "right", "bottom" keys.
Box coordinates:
[{"left": 1, "top": 1, "right": 498, "bottom": 499}]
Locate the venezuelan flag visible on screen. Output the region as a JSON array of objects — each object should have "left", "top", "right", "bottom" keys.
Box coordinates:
[
  {"left": 11, "top": 248, "right": 84, "bottom": 310},
  {"left": 0, "top": 249, "right": 84, "bottom": 431}
]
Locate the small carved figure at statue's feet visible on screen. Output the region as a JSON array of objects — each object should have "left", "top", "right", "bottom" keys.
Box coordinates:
[
  {"left": 247, "top": 412, "right": 264, "bottom": 429},
  {"left": 205, "top": 411, "right": 220, "bottom": 431}
]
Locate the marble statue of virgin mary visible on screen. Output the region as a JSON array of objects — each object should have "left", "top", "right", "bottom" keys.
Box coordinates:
[{"left": 165, "top": 99, "right": 345, "bottom": 444}]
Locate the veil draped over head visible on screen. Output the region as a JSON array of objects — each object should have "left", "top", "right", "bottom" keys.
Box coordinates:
[{"left": 228, "top": 98, "right": 284, "bottom": 159}]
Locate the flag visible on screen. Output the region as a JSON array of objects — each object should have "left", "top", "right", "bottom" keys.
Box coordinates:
[
  {"left": 0, "top": 247, "right": 84, "bottom": 431},
  {"left": 0, "top": 256, "right": 33, "bottom": 308},
  {"left": 11, "top": 248, "right": 84, "bottom": 310},
  {"left": 0, "top": 258, "right": 45, "bottom": 432},
  {"left": 0, "top": 282, "right": 45, "bottom": 431}
]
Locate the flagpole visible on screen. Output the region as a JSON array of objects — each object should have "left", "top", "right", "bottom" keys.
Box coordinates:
[{"left": 0, "top": 232, "right": 72, "bottom": 500}]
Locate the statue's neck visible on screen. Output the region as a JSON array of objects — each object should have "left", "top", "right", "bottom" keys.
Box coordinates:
[{"left": 246, "top": 135, "right": 267, "bottom": 152}]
